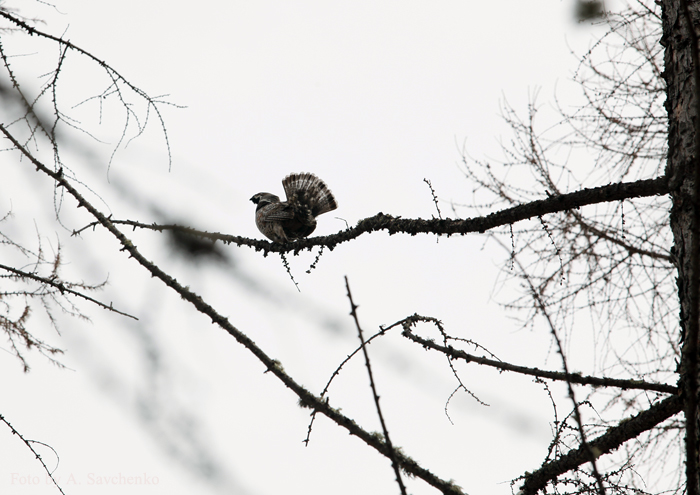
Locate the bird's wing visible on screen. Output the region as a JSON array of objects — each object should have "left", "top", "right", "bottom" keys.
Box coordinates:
[{"left": 261, "top": 202, "right": 295, "bottom": 221}]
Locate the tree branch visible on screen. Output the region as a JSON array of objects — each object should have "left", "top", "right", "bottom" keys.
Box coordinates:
[
  {"left": 72, "top": 176, "right": 670, "bottom": 255},
  {"left": 0, "top": 262, "right": 137, "bottom": 320},
  {"left": 518, "top": 394, "right": 683, "bottom": 494},
  {"left": 0, "top": 122, "right": 466, "bottom": 495},
  {"left": 0, "top": 9, "right": 177, "bottom": 167},
  {"left": 345, "top": 277, "right": 407, "bottom": 495},
  {"left": 0, "top": 413, "right": 65, "bottom": 495},
  {"left": 400, "top": 319, "right": 676, "bottom": 395}
]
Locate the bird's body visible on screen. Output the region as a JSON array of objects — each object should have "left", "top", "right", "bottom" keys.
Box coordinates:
[{"left": 250, "top": 173, "right": 337, "bottom": 243}]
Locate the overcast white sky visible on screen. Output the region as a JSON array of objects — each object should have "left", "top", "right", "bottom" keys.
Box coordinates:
[{"left": 0, "top": 1, "right": 632, "bottom": 494}]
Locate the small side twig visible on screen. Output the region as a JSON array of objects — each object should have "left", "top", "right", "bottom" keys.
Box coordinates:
[
  {"left": 345, "top": 276, "right": 407, "bottom": 495},
  {"left": 538, "top": 215, "right": 565, "bottom": 284},
  {"left": 0, "top": 262, "right": 137, "bottom": 320},
  {"left": 398, "top": 315, "right": 490, "bottom": 418},
  {"left": 527, "top": 280, "right": 606, "bottom": 495},
  {"left": 423, "top": 178, "right": 443, "bottom": 219},
  {"left": 280, "top": 253, "right": 300, "bottom": 292},
  {"left": 306, "top": 245, "right": 325, "bottom": 274},
  {"left": 305, "top": 325, "right": 391, "bottom": 445},
  {"left": 399, "top": 321, "right": 675, "bottom": 394}
]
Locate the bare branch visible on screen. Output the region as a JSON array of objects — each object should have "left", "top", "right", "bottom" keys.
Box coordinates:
[
  {"left": 0, "top": 119, "right": 467, "bottom": 495},
  {"left": 0, "top": 413, "right": 65, "bottom": 495},
  {"left": 518, "top": 395, "right": 682, "bottom": 494},
  {"left": 0, "top": 262, "right": 137, "bottom": 320},
  {"left": 399, "top": 315, "right": 675, "bottom": 394},
  {"left": 71, "top": 176, "right": 670, "bottom": 256},
  {"left": 528, "top": 278, "right": 606, "bottom": 495},
  {"left": 345, "top": 277, "right": 407, "bottom": 495},
  {"left": 305, "top": 326, "right": 390, "bottom": 445}
]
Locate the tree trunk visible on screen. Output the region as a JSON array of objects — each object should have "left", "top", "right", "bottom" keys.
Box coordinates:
[{"left": 663, "top": 0, "right": 700, "bottom": 491}]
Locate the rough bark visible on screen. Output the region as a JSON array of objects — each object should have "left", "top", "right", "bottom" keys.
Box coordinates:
[{"left": 663, "top": 0, "right": 700, "bottom": 491}]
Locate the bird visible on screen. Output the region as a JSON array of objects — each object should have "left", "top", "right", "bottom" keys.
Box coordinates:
[{"left": 250, "top": 173, "right": 338, "bottom": 243}]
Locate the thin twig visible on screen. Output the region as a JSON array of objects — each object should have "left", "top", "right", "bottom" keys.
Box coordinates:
[
  {"left": 305, "top": 326, "right": 390, "bottom": 445},
  {"left": 280, "top": 253, "right": 300, "bottom": 292},
  {"left": 0, "top": 262, "right": 137, "bottom": 320},
  {"left": 345, "top": 276, "right": 407, "bottom": 495},
  {"left": 423, "top": 178, "right": 443, "bottom": 219},
  {"left": 395, "top": 315, "right": 489, "bottom": 412},
  {"left": 0, "top": 413, "right": 65, "bottom": 495},
  {"left": 527, "top": 280, "right": 606, "bottom": 495}
]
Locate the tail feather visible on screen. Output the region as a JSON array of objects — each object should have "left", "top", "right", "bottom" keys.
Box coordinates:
[{"left": 282, "top": 173, "right": 338, "bottom": 217}]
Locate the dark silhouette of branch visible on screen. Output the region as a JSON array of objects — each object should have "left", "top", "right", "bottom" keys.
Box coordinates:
[
  {"left": 423, "top": 178, "right": 443, "bottom": 219},
  {"left": 0, "top": 413, "right": 65, "bottom": 495},
  {"left": 305, "top": 326, "right": 390, "bottom": 445},
  {"left": 72, "top": 176, "right": 670, "bottom": 255},
  {"left": 572, "top": 210, "right": 671, "bottom": 262},
  {"left": 399, "top": 316, "right": 676, "bottom": 394},
  {"left": 0, "top": 122, "right": 467, "bottom": 495},
  {"left": 527, "top": 278, "right": 606, "bottom": 495},
  {"left": 345, "top": 277, "right": 407, "bottom": 495},
  {"left": 390, "top": 315, "right": 490, "bottom": 412},
  {"left": 518, "top": 394, "right": 683, "bottom": 494},
  {"left": 0, "top": 9, "right": 180, "bottom": 168},
  {"left": 0, "top": 263, "right": 137, "bottom": 320}
]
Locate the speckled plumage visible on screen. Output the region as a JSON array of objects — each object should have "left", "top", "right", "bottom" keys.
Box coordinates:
[{"left": 250, "top": 173, "right": 338, "bottom": 243}]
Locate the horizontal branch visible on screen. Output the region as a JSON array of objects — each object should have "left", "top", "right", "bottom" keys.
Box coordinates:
[
  {"left": 402, "top": 326, "right": 676, "bottom": 394},
  {"left": 73, "top": 176, "right": 670, "bottom": 255},
  {"left": 518, "top": 394, "right": 683, "bottom": 494}
]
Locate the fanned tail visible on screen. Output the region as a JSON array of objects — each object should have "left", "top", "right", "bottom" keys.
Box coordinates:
[{"left": 282, "top": 172, "right": 338, "bottom": 217}]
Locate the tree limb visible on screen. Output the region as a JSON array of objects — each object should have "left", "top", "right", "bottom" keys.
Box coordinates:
[
  {"left": 401, "top": 322, "right": 676, "bottom": 394},
  {"left": 73, "top": 177, "right": 670, "bottom": 255},
  {"left": 518, "top": 394, "right": 682, "bottom": 494},
  {"left": 0, "top": 122, "right": 466, "bottom": 495},
  {"left": 0, "top": 262, "right": 137, "bottom": 320}
]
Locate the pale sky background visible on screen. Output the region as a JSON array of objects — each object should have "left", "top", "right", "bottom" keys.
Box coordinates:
[{"left": 0, "top": 1, "right": 635, "bottom": 494}]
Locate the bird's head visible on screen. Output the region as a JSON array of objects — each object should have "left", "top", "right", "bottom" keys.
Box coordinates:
[{"left": 250, "top": 193, "right": 280, "bottom": 209}]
